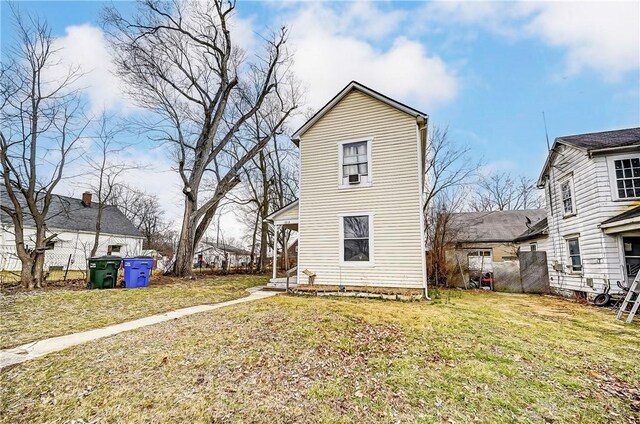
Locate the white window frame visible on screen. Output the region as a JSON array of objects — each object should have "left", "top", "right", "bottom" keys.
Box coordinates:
[
  {"left": 339, "top": 212, "right": 375, "bottom": 267},
  {"left": 337, "top": 137, "right": 373, "bottom": 189},
  {"left": 530, "top": 243, "right": 537, "bottom": 252},
  {"left": 607, "top": 154, "right": 640, "bottom": 201},
  {"left": 559, "top": 175, "right": 576, "bottom": 217},
  {"left": 566, "top": 236, "right": 582, "bottom": 274}
]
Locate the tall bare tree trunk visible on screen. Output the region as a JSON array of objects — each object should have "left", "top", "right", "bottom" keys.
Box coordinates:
[
  {"left": 258, "top": 150, "right": 269, "bottom": 272},
  {"left": 174, "top": 199, "right": 197, "bottom": 276}
]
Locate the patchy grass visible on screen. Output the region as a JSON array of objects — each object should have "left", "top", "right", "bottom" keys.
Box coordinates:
[
  {"left": 1, "top": 290, "right": 638, "bottom": 423},
  {"left": 0, "top": 270, "right": 86, "bottom": 286},
  {"left": 0, "top": 274, "right": 267, "bottom": 349}
]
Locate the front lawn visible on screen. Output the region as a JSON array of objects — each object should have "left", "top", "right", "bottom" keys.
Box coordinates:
[
  {"left": 1, "top": 290, "right": 638, "bottom": 423},
  {"left": 0, "top": 274, "right": 268, "bottom": 349}
]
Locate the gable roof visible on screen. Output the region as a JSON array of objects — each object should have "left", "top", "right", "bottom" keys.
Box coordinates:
[
  {"left": 0, "top": 185, "right": 143, "bottom": 238},
  {"left": 449, "top": 209, "right": 547, "bottom": 243},
  {"left": 537, "top": 127, "right": 640, "bottom": 187},
  {"left": 291, "top": 81, "right": 428, "bottom": 143},
  {"left": 514, "top": 217, "right": 548, "bottom": 242}
]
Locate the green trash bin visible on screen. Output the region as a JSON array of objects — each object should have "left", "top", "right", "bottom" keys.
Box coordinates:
[{"left": 88, "top": 256, "right": 122, "bottom": 289}]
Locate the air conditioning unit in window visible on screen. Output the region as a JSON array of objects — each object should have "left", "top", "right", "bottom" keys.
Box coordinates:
[{"left": 348, "top": 174, "right": 361, "bottom": 185}]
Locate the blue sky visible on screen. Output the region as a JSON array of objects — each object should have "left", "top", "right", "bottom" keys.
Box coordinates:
[{"left": 2, "top": 1, "right": 639, "bottom": 236}]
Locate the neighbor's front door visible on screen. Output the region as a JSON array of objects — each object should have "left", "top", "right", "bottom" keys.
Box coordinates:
[{"left": 622, "top": 237, "right": 640, "bottom": 281}]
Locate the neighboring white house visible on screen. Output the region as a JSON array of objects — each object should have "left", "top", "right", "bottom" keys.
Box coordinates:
[
  {"left": 194, "top": 240, "right": 252, "bottom": 269},
  {"left": 536, "top": 127, "right": 640, "bottom": 296},
  {"left": 1, "top": 189, "right": 144, "bottom": 272},
  {"left": 266, "top": 81, "right": 428, "bottom": 290}
]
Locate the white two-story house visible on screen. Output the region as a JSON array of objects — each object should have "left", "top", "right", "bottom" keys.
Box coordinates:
[
  {"left": 266, "top": 81, "right": 428, "bottom": 291},
  {"left": 537, "top": 128, "right": 640, "bottom": 297}
]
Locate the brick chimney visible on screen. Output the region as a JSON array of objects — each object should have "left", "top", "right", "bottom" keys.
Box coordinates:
[{"left": 81, "top": 191, "right": 92, "bottom": 207}]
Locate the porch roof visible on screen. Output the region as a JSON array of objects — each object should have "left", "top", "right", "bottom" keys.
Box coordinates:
[
  {"left": 601, "top": 205, "right": 640, "bottom": 234},
  {"left": 265, "top": 199, "right": 299, "bottom": 225}
]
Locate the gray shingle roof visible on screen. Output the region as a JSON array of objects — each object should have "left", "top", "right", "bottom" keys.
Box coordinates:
[
  {"left": 556, "top": 127, "right": 640, "bottom": 151},
  {"left": 449, "top": 209, "right": 547, "bottom": 243},
  {"left": 514, "top": 217, "right": 548, "bottom": 242},
  {"left": 1, "top": 185, "right": 142, "bottom": 237},
  {"left": 601, "top": 205, "right": 640, "bottom": 225}
]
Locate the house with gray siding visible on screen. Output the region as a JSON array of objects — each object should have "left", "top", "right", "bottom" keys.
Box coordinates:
[{"left": 537, "top": 127, "right": 640, "bottom": 297}]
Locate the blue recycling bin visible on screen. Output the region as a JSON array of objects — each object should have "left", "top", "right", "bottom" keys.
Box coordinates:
[{"left": 122, "top": 256, "right": 154, "bottom": 288}]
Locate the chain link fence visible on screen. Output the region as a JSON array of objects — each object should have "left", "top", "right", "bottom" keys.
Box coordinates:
[{"left": 1, "top": 244, "right": 89, "bottom": 284}]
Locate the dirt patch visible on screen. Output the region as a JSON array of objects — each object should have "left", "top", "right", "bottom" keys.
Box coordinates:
[{"left": 293, "top": 284, "right": 424, "bottom": 296}]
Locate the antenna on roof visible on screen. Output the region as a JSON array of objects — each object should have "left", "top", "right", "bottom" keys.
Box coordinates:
[{"left": 542, "top": 111, "right": 551, "bottom": 151}]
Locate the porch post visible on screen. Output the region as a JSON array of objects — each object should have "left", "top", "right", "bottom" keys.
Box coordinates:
[{"left": 272, "top": 223, "right": 279, "bottom": 280}]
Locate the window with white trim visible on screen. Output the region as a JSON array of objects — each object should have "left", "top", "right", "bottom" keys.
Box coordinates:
[
  {"left": 560, "top": 177, "right": 575, "bottom": 216},
  {"left": 530, "top": 243, "right": 537, "bottom": 252},
  {"left": 567, "top": 237, "right": 582, "bottom": 272},
  {"left": 613, "top": 157, "right": 640, "bottom": 199},
  {"left": 339, "top": 139, "right": 371, "bottom": 187},
  {"left": 342, "top": 215, "right": 371, "bottom": 263}
]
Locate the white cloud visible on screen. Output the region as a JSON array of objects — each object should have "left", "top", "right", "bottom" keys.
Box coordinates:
[
  {"left": 478, "top": 160, "right": 517, "bottom": 177},
  {"left": 283, "top": 3, "right": 459, "bottom": 116},
  {"left": 525, "top": 2, "right": 639, "bottom": 79},
  {"left": 422, "top": 1, "right": 640, "bottom": 81},
  {"left": 54, "top": 24, "right": 132, "bottom": 114}
]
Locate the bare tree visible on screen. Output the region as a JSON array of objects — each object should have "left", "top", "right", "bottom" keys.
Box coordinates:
[
  {"left": 0, "top": 8, "right": 89, "bottom": 288},
  {"left": 425, "top": 187, "right": 469, "bottom": 286},
  {"left": 233, "top": 107, "right": 298, "bottom": 274},
  {"left": 110, "top": 185, "right": 173, "bottom": 253},
  {"left": 470, "top": 172, "right": 542, "bottom": 211},
  {"left": 423, "top": 126, "right": 479, "bottom": 213},
  {"left": 103, "top": 0, "right": 299, "bottom": 276},
  {"left": 86, "top": 112, "right": 139, "bottom": 257},
  {"left": 422, "top": 125, "right": 479, "bottom": 270}
]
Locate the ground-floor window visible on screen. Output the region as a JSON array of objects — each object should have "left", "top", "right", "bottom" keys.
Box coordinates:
[
  {"left": 340, "top": 213, "right": 373, "bottom": 265},
  {"left": 623, "top": 236, "right": 640, "bottom": 279},
  {"left": 566, "top": 237, "right": 582, "bottom": 272}
]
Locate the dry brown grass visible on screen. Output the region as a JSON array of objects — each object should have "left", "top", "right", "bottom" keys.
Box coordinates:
[
  {"left": 1, "top": 290, "right": 638, "bottom": 423},
  {"left": 0, "top": 274, "right": 268, "bottom": 349}
]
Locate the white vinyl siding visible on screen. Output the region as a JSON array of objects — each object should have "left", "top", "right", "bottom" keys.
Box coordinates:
[
  {"left": 298, "top": 89, "right": 424, "bottom": 288},
  {"left": 544, "top": 145, "right": 640, "bottom": 295}
]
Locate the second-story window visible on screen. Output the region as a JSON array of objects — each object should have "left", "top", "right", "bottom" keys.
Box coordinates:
[
  {"left": 339, "top": 139, "right": 371, "bottom": 187},
  {"left": 614, "top": 157, "right": 640, "bottom": 199},
  {"left": 560, "top": 177, "right": 575, "bottom": 216}
]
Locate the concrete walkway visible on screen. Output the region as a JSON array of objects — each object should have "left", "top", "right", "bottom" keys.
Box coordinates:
[{"left": 0, "top": 288, "right": 277, "bottom": 369}]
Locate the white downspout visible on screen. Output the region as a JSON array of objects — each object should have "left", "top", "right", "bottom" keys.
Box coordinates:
[{"left": 417, "top": 115, "right": 431, "bottom": 300}]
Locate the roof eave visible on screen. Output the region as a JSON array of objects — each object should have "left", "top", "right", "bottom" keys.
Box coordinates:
[
  {"left": 291, "top": 81, "right": 428, "bottom": 143},
  {"left": 588, "top": 144, "right": 640, "bottom": 156},
  {"left": 600, "top": 216, "right": 640, "bottom": 229}
]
